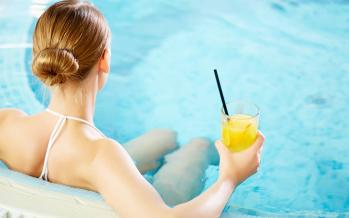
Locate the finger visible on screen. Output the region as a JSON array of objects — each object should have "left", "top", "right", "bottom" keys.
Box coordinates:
[
  {"left": 242, "top": 137, "right": 262, "bottom": 154},
  {"left": 252, "top": 131, "right": 265, "bottom": 151},
  {"left": 257, "top": 131, "right": 265, "bottom": 144},
  {"left": 258, "top": 130, "right": 265, "bottom": 141},
  {"left": 259, "top": 144, "right": 264, "bottom": 154}
]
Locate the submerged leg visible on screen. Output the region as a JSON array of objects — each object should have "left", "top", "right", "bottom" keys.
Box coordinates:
[
  {"left": 124, "top": 129, "right": 178, "bottom": 174},
  {"left": 152, "top": 137, "right": 211, "bottom": 206}
]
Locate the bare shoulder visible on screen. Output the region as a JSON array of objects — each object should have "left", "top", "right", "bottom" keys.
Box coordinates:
[
  {"left": 0, "top": 108, "right": 28, "bottom": 132},
  {"left": 94, "top": 137, "right": 123, "bottom": 151},
  {"left": 0, "top": 108, "right": 27, "bottom": 123},
  {"left": 92, "top": 137, "right": 135, "bottom": 169},
  {"left": 75, "top": 137, "right": 128, "bottom": 171},
  {"left": 0, "top": 108, "right": 28, "bottom": 159},
  {"left": 84, "top": 137, "right": 141, "bottom": 191}
]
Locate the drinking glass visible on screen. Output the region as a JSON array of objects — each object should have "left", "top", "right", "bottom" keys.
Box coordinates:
[{"left": 221, "top": 100, "right": 260, "bottom": 152}]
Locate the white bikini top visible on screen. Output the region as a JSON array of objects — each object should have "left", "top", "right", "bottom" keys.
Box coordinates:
[{"left": 39, "top": 108, "right": 105, "bottom": 181}]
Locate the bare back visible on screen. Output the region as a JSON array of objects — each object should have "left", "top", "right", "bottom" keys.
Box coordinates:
[
  {"left": 0, "top": 109, "right": 105, "bottom": 191},
  {"left": 0, "top": 108, "right": 264, "bottom": 218}
]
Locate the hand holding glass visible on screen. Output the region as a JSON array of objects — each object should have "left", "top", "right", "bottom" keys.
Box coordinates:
[{"left": 221, "top": 101, "right": 259, "bottom": 152}]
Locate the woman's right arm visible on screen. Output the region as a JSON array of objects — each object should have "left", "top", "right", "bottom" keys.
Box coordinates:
[{"left": 89, "top": 133, "right": 264, "bottom": 218}]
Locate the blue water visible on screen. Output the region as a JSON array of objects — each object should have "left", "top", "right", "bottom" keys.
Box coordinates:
[{"left": 1, "top": 0, "right": 349, "bottom": 216}]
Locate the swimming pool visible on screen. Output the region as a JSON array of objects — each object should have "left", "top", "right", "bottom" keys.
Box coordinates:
[{"left": 1, "top": 0, "right": 349, "bottom": 216}]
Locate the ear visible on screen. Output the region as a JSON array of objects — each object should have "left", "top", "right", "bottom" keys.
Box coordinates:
[
  {"left": 98, "top": 48, "right": 110, "bottom": 74},
  {"left": 97, "top": 48, "right": 111, "bottom": 90}
]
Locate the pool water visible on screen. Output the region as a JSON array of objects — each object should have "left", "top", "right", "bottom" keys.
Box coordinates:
[{"left": 1, "top": 0, "right": 349, "bottom": 216}]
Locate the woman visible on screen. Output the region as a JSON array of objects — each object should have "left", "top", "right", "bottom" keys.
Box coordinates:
[{"left": 0, "top": 1, "right": 264, "bottom": 217}]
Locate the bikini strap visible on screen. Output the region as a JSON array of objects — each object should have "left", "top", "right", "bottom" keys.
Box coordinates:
[
  {"left": 45, "top": 108, "right": 105, "bottom": 137},
  {"left": 39, "top": 108, "right": 105, "bottom": 181}
]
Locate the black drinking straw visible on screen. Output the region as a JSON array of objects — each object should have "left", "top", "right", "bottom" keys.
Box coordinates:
[{"left": 214, "top": 69, "right": 229, "bottom": 115}]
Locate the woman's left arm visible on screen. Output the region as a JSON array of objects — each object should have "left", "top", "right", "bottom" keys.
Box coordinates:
[
  {"left": 0, "top": 109, "right": 8, "bottom": 158},
  {"left": 0, "top": 108, "right": 27, "bottom": 157},
  {"left": 0, "top": 108, "right": 27, "bottom": 124}
]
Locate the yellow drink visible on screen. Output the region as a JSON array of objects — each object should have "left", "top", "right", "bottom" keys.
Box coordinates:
[{"left": 221, "top": 114, "right": 258, "bottom": 152}]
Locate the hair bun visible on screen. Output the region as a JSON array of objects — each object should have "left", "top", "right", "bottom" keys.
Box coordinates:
[{"left": 32, "top": 48, "right": 79, "bottom": 86}]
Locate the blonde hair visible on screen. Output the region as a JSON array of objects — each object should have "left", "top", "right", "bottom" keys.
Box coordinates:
[{"left": 32, "top": 0, "right": 111, "bottom": 87}]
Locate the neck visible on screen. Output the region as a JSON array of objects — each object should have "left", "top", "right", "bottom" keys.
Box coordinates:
[{"left": 47, "top": 81, "right": 97, "bottom": 123}]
